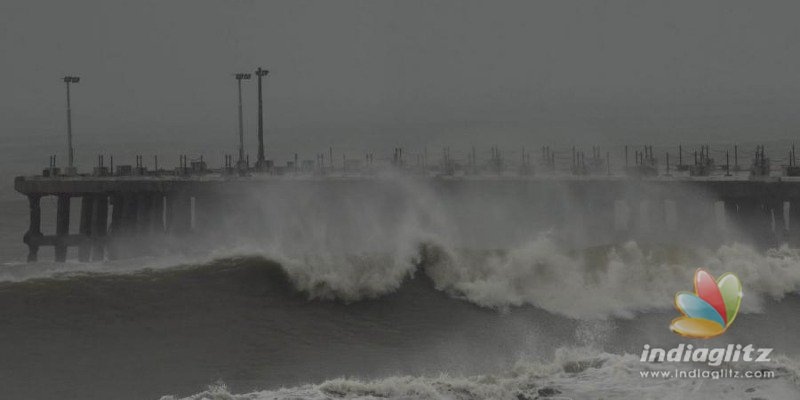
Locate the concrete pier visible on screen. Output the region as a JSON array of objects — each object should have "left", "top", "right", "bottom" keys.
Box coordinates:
[
  {"left": 23, "top": 195, "right": 41, "bottom": 262},
  {"left": 55, "top": 195, "right": 70, "bottom": 262},
  {"left": 108, "top": 194, "right": 124, "bottom": 260},
  {"left": 15, "top": 173, "right": 800, "bottom": 262},
  {"left": 91, "top": 195, "right": 108, "bottom": 261},
  {"left": 78, "top": 196, "right": 94, "bottom": 261}
]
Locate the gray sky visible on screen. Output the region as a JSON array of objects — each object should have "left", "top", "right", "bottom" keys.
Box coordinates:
[{"left": 3, "top": 0, "right": 800, "bottom": 164}]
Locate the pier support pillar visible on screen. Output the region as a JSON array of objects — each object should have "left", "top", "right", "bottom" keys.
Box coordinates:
[
  {"left": 78, "top": 196, "right": 95, "bottom": 262},
  {"left": 109, "top": 194, "right": 123, "bottom": 234},
  {"left": 136, "top": 192, "right": 162, "bottom": 253},
  {"left": 722, "top": 198, "right": 739, "bottom": 237},
  {"left": 767, "top": 198, "right": 785, "bottom": 243},
  {"left": 23, "top": 195, "right": 42, "bottom": 262},
  {"left": 118, "top": 194, "right": 140, "bottom": 258},
  {"left": 710, "top": 199, "right": 727, "bottom": 242},
  {"left": 91, "top": 195, "right": 108, "bottom": 261},
  {"left": 780, "top": 200, "right": 790, "bottom": 235},
  {"left": 55, "top": 194, "right": 71, "bottom": 262},
  {"left": 108, "top": 194, "right": 124, "bottom": 260}
]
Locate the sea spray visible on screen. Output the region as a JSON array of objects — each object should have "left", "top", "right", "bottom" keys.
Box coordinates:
[{"left": 420, "top": 238, "right": 800, "bottom": 318}]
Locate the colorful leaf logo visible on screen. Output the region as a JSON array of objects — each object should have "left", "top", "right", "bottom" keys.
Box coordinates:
[{"left": 670, "top": 269, "right": 742, "bottom": 339}]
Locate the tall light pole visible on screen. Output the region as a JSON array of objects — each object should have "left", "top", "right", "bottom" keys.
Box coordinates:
[
  {"left": 255, "top": 67, "right": 269, "bottom": 168},
  {"left": 234, "top": 72, "right": 252, "bottom": 167},
  {"left": 63, "top": 76, "right": 80, "bottom": 174}
]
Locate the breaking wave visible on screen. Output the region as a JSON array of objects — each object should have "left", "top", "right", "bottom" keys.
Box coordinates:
[
  {"left": 4, "top": 238, "right": 800, "bottom": 320},
  {"left": 163, "top": 346, "right": 800, "bottom": 400},
  {"left": 6, "top": 175, "right": 800, "bottom": 320},
  {"left": 422, "top": 239, "right": 800, "bottom": 318}
]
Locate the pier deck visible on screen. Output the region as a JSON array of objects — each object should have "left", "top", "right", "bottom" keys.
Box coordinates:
[{"left": 15, "top": 171, "right": 800, "bottom": 262}]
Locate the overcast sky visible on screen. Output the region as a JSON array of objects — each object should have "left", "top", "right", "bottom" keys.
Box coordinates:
[{"left": 3, "top": 0, "right": 800, "bottom": 163}]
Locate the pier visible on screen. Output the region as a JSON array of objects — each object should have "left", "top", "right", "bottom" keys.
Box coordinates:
[
  {"left": 16, "top": 74, "right": 800, "bottom": 262},
  {"left": 15, "top": 143, "right": 800, "bottom": 262}
]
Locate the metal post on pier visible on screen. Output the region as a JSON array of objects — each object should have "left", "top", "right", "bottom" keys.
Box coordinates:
[
  {"left": 63, "top": 76, "right": 80, "bottom": 175},
  {"left": 234, "top": 72, "right": 252, "bottom": 168},
  {"left": 255, "top": 67, "right": 269, "bottom": 168}
]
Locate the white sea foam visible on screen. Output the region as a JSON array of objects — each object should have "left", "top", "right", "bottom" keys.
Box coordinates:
[
  {"left": 161, "top": 346, "right": 800, "bottom": 400},
  {"left": 424, "top": 239, "right": 800, "bottom": 318}
]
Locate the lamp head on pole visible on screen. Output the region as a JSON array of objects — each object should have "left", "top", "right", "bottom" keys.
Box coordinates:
[
  {"left": 255, "top": 68, "right": 269, "bottom": 77},
  {"left": 63, "top": 76, "right": 80, "bottom": 83},
  {"left": 235, "top": 73, "right": 251, "bottom": 80}
]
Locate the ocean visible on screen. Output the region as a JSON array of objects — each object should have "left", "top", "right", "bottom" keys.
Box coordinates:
[{"left": 1, "top": 138, "right": 800, "bottom": 400}]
